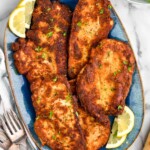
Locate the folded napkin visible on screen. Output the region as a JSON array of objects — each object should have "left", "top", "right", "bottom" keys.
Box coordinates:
[{"left": 0, "top": 48, "right": 37, "bottom": 150}]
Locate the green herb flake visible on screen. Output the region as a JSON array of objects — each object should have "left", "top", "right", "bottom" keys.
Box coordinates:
[
  {"left": 35, "top": 46, "right": 43, "bottom": 52},
  {"left": 108, "top": 4, "right": 112, "bottom": 9},
  {"left": 47, "top": 8, "right": 51, "bottom": 11},
  {"left": 113, "top": 70, "right": 121, "bottom": 76},
  {"left": 63, "top": 32, "right": 67, "bottom": 37},
  {"left": 118, "top": 105, "right": 123, "bottom": 110},
  {"left": 123, "top": 61, "right": 128, "bottom": 65},
  {"left": 128, "top": 66, "right": 132, "bottom": 72},
  {"left": 46, "top": 31, "right": 53, "bottom": 37},
  {"left": 53, "top": 76, "right": 58, "bottom": 82},
  {"left": 113, "top": 71, "right": 117, "bottom": 76},
  {"left": 52, "top": 135, "right": 56, "bottom": 140},
  {"left": 49, "top": 111, "right": 53, "bottom": 119},
  {"left": 110, "top": 87, "right": 116, "bottom": 91},
  {"left": 66, "top": 93, "right": 72, "bottom": 102},
  {"left": 99, "top": 64, "right": 102, "bottom": 68},
  {"left": 42, "top": 53, "right": 47, "bottom": 59},
  {"left": 99, "top": 9, "right": 104, "bottom": 14},
  {"left": 147, "top": 0, "right": 150, "bottom": 3},
  {"left": 75, "top": 111, "right": 79, "bottom": 117},
  {"left": 77, "top": 21, "right": 82, "bottom": 27}
]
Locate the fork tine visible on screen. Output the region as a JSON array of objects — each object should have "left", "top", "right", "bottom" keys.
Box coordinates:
[
  {"left": 10, "top": 109, "right": 23, "bottom": 130},
  {"left": 7, "top": 111, "right": 19, "bottom": 132},
  {"left": 3, "top": 113, "right": 15, "bottom": 134},
  {"left": 0, "top": 117, "right": 11, "bottom": 138}
]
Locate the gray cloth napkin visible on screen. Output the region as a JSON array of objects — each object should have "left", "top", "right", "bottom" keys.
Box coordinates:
[{"left": 0, "top": 48, "right": 37, "bottom": 150}]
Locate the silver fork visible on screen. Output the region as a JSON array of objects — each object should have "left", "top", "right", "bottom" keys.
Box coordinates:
[{"left": 0, "top": 109, "right": 27, "bottom": 150}]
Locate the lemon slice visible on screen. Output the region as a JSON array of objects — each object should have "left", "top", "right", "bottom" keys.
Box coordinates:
[
  {"left": 9, "top": 7, "right": 25, "bottom": 38},
  {"left": 18, "top": 0, "right": 36, "bottom": 7},
  {"left": 106, "top": 120, "right": 127, "bottom": 149},
  {"left": 18, "top": 0, "right": 35, "bottom": 29},
  {"left": 117, "top": 106, "right": 135, "bottom": 137}
]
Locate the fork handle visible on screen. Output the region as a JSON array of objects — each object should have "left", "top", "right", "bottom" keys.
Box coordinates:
[
  {"left": 8, "top": 144, "right": 20, "bottom": 150},
  {"left": 17, "top": 136, "right": 28, "bottom": 150}
]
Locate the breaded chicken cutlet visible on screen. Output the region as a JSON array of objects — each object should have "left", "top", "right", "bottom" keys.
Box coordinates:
[
  {"left": 32, "top": 75, "right": 85, "bottom": 150},
  {"left": 77, "top": 39, "right": 135, "bottom": 118},
  {"left": 77, "top": 104, "right": 110, "bottom": 150},
  {"left": 12, "top": 0, "right": 72, "bottom": 83},
  {"left": 68, "top": 0, "right": 114, "bottom": 79}
]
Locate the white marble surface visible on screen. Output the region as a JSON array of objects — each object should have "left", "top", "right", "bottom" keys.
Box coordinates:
[
  {"left": 0, "top": 0, "right": 150, "bottom": 150},
  {"left": 110, "top": 1, "right": 150, "bottom": 149}
]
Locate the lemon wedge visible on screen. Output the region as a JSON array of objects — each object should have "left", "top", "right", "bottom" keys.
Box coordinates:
[
  {"left": 117, "top": 106, "right": 135, "bottom": 137},
  {"left": 106, "top": 119, "right": 127, "bottom": 149},
  {"left": 9, "top": 7, "right": 25, "bottom": 38},
  {"left": 18, "top": 0, "right": 35, "bottom": 29}
]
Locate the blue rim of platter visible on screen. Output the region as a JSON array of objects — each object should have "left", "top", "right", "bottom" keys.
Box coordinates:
[{"left": 4, "top": 1, "right": 145, "bottom": 150}]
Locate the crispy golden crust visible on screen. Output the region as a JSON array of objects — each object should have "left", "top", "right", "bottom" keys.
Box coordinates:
[
  {"left": 11, "top": 0, "right": 72, "bottom": 82},
  {"left": 68, "top": 0, "right": 114, "bottom": 79},
  {"left": 77, "top": 39, "right": 135, "bottom": 118},
  {"left": 33, "top": 76, "right": 85, "bottom": 150},
  {"left": 77, "top": 104, "right": 110, "bottom": 150}
]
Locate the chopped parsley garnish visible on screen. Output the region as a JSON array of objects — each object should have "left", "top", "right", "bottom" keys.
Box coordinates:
[
  {"left": 111, "top": 87, "right": 116, "bottom": 91},
  {"left": 47, "top": 8, "right": 51, "bottom": 11},
  {"left": 77, "top": 21, "right": 82, "bottom": 27},
  {"left": 42, "top": 53, "right": 47, "bottom": 59},
  {"left": 99, "top": 64, "right": 102, "bottom": 68},
  {"left": 35, "top": 46, "right": 43, "bottom": 52},
  {"left": 108, "top": 5, "right": 112, "bottom": 9},
  {"left": 63, "top": 32, "right": 67, "bottom": 36},
  {"left": 113, "top": 70, "right": 121, "bottom": 76},
  {"left": 49, "top": 111, "right": 53, "bottom": 119},
  {"left": 53, "top": 76, "right": 58, "bottom": 82},
  {"left": 66, "top": 93, "right": 72, "bottom": 102},
  {"left": 123, "top": 61, "right": 128, "bottom": 65},
  {"left": 75, "top": 111, "right": 79, "bottom": 117},
  {"left": 118, "top": 105, "right": 123, "bottom": 110},
  {"left": 128, "top": 66, "right": 132, "bottom": 72},
  {"left": 46, "top": 31, "right": 53, "bottom": 37},
  {"left": 52, "top": 135, "right": 56, "bottom": 140},
  {"left": 99, "top": 9, "right": 104, "bottom": 14}
]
